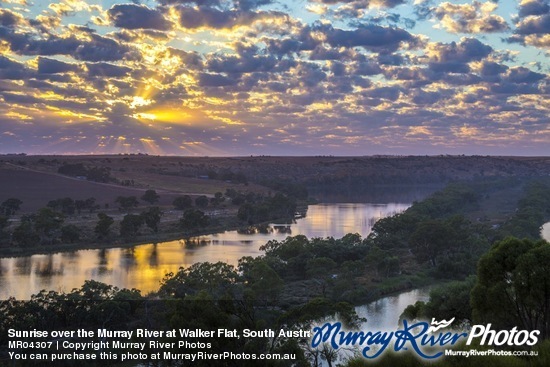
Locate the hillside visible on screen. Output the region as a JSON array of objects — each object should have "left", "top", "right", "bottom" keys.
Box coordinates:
[{"left": 1, "top": 155, "right": 548, "bottom": 213}]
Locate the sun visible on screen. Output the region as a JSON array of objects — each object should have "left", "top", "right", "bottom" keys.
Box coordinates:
[{"left": 132, "top": 108, "right": 193, "bottom": 125}]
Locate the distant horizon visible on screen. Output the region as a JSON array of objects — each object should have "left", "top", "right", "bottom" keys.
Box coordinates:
[{"left": 1, "top": 152, "right": 549, "bottom": 158}]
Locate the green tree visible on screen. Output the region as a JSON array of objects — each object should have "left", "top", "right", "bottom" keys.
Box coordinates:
[
  {"left": 115, "top": 196, "right": 138, "bottom": 212},
  {"left": 239, "top": 258, "right": 284, "bottom": 303},
  {"left": 47, "top": 197, "right": 75, "bottom": 215},
  {"left": 306, "top": 257, "right": 337, "bottom": 278},
  {"left": 0, "top": 215, "right": 9, "bottom": 242},
  {"left": 160, "top": 262, "right": 239, "bottom": 299},
  {"left": 34, "top": 208, "right": 64, "bottom": 245},
  {"left": 141, "top": 206, "right": 163, "bottom": 233},
  {"left": 119, "top": 214, "right": 143, "bottom": 239},
  {"left": 401, "top": 277, "right": 474, "bottom": 325},
  {"left": 409, "top": 220, "right": 455, "bottom": 267},
  {"left": 377, "top": 255, "right": 400, "bottom": 278},
  {"left": 141, "top": 189, "right": 160, "bottom": 204},
  {"left": 210, "top": 192, "right": 225, "bottom": 206},
  {"left": 195, "top": 195, "right": 209, "bottom": 208},
  {"left": 471, "top": 237, "right": 550, "bottom": 339},
  {"left": 95, "top": 212, "right": 114, "bottom": 239},
  {"left": 180, "top": 209, "right": 209, "bottom": 230},
  {"left": 173, "top": 195, "right": 193, "bottom": 210},
  {"left": 61, "top": 224, "right": 80, "bottom": 243},
  {"left": 12, "top": 221, "right": 39, "bottom": 247},
  {"left": 0, "top": 198, "right": 22, "bottom": 216},
  {"left": 75, "top": 197, "right": 98, "bottom": 214}
]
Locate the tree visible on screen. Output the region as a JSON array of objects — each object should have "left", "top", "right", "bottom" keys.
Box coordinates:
[
  {"left": 377, "top": 255, "right": 400, "bottom": 278},
  {"left": 401, "top": 277, "right": 474, "bottom": 325},
  {"left": 12, "top": 221, "right": 39, "bottom": 247},
  {"left": 173, "top": 195, "right": 193, "bottom": 210},
  {"left": 195, "top": 195, "right": 209, "bottom": 208},
  {"left": 159, "top": 262, "right": 239, "bottom": 299},
  {"left": 75, "top": 197, "right": 98, "bottom": 214},
  {"left": 306, "top": 257, "right": 337, "bottom": 278},
  {"left": 238, "top": 257, "right": 284, "bottom": 303},
  {"left": 120, "top": 214, "right": 143, "bottom": 239},
  {"left": 95, "top": 213, "right": 114, "bottom": 239},
  {"left": 34, "top": 208, "right": 64, "bottom": 245},
  {"left": 58, "top": 163, "right": 87, "bottom": 176},
  {"left": 61, "top": 224, "right": 80, "bottom": 243},
  {"left": 0, "top": 216, "right": 9, "bottom": 240},
  {"left": 115, "top": 196, "right": 138, "bottom": 212},
  {"left": 0, "top": 198, "right": 22, "bottom": 216},
  {"left": 180, "top": 209, "right": 209, "bottom": 230},
  {"left": 86, "top": 166, "right": 111, "bottom": 182},
  {"left": 141, "top": 206, "right": 162, "bottom": 233},
  {"left": 409, "top": 220, "right": 455, "bottom": 267},
  {"left": 47, "top": 198, "right": 75, "bottom": 215},
  {"left": 210, "top": 192, "right": 225, "bottom": 206},
  {"left": 141, "top": 189, "right": 160, "bottom": 204},
  {"left": 471, "top": 237, "right": 550, "bottom": 339}
]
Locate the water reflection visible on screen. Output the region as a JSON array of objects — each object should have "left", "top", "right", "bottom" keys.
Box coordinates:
[
  {"left": 355, "top": 288, "right": 432, "bottom": 331},
  {"left": 542, "top": 222, "right": 550, "bottom": 242},
  {"left": 0, "top": 203, "right": 409, "bottom": 299}
]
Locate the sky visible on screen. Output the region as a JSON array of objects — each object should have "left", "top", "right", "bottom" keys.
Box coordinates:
[{"left": 0, "top": 0, "right": 549, "bottom": 156}]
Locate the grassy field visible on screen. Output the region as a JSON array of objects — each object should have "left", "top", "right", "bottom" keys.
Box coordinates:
[{"left": 0, "top": 161, "right": 259, "bottom": 213}]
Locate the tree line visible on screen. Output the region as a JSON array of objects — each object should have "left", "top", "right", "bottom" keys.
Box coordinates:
[{"left": 0, "top": 187, "right": 301, "bottom": 250}]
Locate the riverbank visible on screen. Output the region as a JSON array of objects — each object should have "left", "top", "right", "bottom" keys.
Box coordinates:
[{"left": 0, "top": 211, "right": 305, "bottom": 258}]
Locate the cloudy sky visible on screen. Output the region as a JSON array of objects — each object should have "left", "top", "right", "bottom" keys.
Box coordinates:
[{"left": 0, "top": 0, "right": 548, "bottom": 155}]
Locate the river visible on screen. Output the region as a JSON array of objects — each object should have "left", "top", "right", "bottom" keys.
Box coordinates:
[
  {"left": 0, "top": 203, "right": 410, "bottom": 299},
  {"left": 542, "top": 222, "right": 550, "bottom": 242}
]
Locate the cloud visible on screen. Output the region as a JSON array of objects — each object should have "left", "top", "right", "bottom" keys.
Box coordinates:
[
  {"left": 166, "top": 47, "right": 204, "bottom": 69},
  {"left": 364, "top": 86, "right": 401, "bottom": 100},
  {"left": 198, "top": 72, "right": 238, "bottom": 87},
  {"left": 207, "top": 52, "right": 277, "bottom": 74},
  {"left": 107, "top": 4, "right": 173, "bottom": 30},
  {"left": 508, "top": 0, "right": 550, "bottom": 48},
  {"left": 234, "top": 0, "right": 274, "bottom": 11},
  {"left": 1, "top": 0, "right": 549, "bottom": 155},
  {"left": 322, "top": 23, "right": 421, "bottom": 53},
  {"left": 351, "top": 58, "right": 383, "bottom": 75},
  {"left": 173, "top": 6, "right": 285, "bottom": 29},
  {"left": 429, "top": 61, "right": 471, "bottom": 73},
  {"left": 518, "top": 0, "right": 550, "bottom": 18},
  {"left": 410, "top": 89, "right": 446, "bottom": 105},
  {"left": 75, "top": 34, "right": 136, "bottom": 61},
  {"left": 432, "top": 1, "right": 508, "bottom": 33},
  {"left": 478, "top": 60, "right": 508, "bottom": 77},
  {"left": 47, "top": 0, "right": 96, "bottom": 16},
  {"left": 502, "top": 66, "right": 546, "bottom": 83},
  {"left": 0, "top": 25, "right": 136, "bottom": 62},
  {"left": 515, "top": 13, "right": 550, "bottom": 35},
  {"left": 86, "top": 62, "right": 132, "bottom": 77},
  {"left": 324, "top": 0, "right": 408, "bottom": 19},
  {"left": 37, "top": 57, "right": 80, "bottom": 74},
  {"left": 0, "top": 55, "right": 30, "bottom": 80},
  {"left": 157, "top": 0, "right": 222, "bottom": 7},
  {"left": 264, "top": 25, "right": 321, "bottom": 57},
  {"left": 0, "top": 8, "right": 25, "bottom": 28},
  {"left": 309, "top": 0, "right": 405, "bottom": 8},
  {"left": 427, "top": 38, "right": 493, "bottom": 63}
]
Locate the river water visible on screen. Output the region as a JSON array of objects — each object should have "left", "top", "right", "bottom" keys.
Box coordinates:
[
  {"left": 542, "top": 222, "right": 550, "bottom": 242},
  {"left": 0, "top": 203, "right": 410, "bottom": 299}
]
